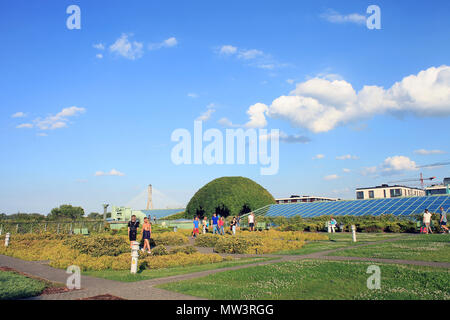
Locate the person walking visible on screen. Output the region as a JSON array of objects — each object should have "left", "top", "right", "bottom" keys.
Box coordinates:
[
  {"left": 192, "top": 216, "right": 200, "bottom": 239},
  {"left": 128, "top": 215, "right": 139, "bottom": 249},
  {"left": 248, "top": 212, "right": 255, "bottom": 231},
  {"left": 423, "top": 209, "right": 433, "bottom": 234},
  {"left": 218, "top": 217, "right": 225, "bottom": 235},
  {"left": 230, "top": 216, "right": 237, "bottom": 235},
  {"left": 439, "top": 206, "right": 449, "bottom": 233},
  {"left": 330, "top": 216, "right": 337, "bottom": 233},
  {"left": 211, "top": 213, "right": 219, "bottom": 234},
  {"left": 141, "top": 216, "right": 152, "bottom": 254},
  {"left": 202, "top": 216, "right": 208, "bottom": 234}
]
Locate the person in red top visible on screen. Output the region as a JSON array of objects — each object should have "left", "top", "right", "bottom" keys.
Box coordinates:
[{"left": 218, "top": 217, "right": 225, "bottom": 235}]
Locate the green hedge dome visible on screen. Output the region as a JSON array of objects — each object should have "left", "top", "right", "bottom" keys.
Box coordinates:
[{"left": 186, "top": 176, "right": 275, "bottom": 218}]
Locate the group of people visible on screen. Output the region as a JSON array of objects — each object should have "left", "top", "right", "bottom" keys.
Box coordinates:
[
  {"left": 127, "top": 214, "right": 152, "bottom": 254},
  {"left": 191, "top": 212, "right": 257, "bottom": 238},
  {"left": 422, "top": 206, "right": 448, "bottom": 234}
]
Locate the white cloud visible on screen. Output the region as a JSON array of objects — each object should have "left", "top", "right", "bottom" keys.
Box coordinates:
[
  {"left": 16, "top": 123, "right": 33, "bottom": 129},
  {"left": 109, "top": 33, "right": 144, "bottom": 60},
  {"left": 336, "top": 154, "right": 359, "bottom": 160},
  {"left": 382, "top": 156, "right": 417, "bottom": 173},
  {"left": 361, "top": 156, "right": 418, "bottom": 176},
  {"left": 238, "top": 49, "right": 264, "bottom": 60},
  {"left": 342, "top": 168, "right": 351, "bottom": 173},
  {"left": 196, "top": 104, "right": 216, "bottom": 122},
  {"left": 248, "top": 65, "right": 450, "bottom": 133},
  {"left": 93, "top": 43, "right": 105, "bottom": 50},
  {"left": 218, "top": 117, "right": 236, "bottom": 127},
  {"left": 187, "top": 93, "right": 198, "bottom": 98},
  {"left": 96, "top": 53, "right": 103, "bottom": 59},
  {"left": 259, "top": 131, "right": 310, "bottom": 144},
  {"left": 12, "top": 112, "right": 26, "bottom": 118},
  {"left": 361, "top": 166, "right": 377, "bottom": 176},
  {"left": 324, "top": 174, "right": 339, "bottom": 180},
  {"left": 34, "top": 106, "right": 85, "bottom": 130},
  {"left": 148, "top": 37, "right": 178, "bottom": 50},
  {"left": 219, "top": 45, "right": 237, "bottom": 55},
  {"left": 245, "top": 103, "right": 269, "bottom": 128},
  {"left": 312, "top": 154, "right": 325, "bottom": 160},
  {"left": 286, "top": 79, "right": 295, "bottom": 84},
  {"left": 95, "top": 169, "right": 125, "bottom": 177},
  {"left": 320, "top": 9, "right": 366, "bottom": 25},
  {"left": 414, "top": 149, "right": 446, "bottom": 155}
]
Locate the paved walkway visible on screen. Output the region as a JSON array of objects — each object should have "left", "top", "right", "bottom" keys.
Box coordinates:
[{"left": 1, "top": 235, "right": 448, "bottom": 300}]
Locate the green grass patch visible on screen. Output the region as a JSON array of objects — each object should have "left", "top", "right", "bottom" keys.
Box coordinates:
[
  {"left": 276, "top": 233, "right": 407, "bottom": 255},
  {"left": 0, "top": 270, "right": 47, "bottom": 300},
  {"left": 331, "top": 234, "right": 450, "bottom": 262},
  {"left": 158, "top": 259, "right": 450, "bottom": 300},
  {"left": 83, "top": 257, "right": 274, "bottom": 282}
]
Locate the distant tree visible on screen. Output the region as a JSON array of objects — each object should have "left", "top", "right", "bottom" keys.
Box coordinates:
[
  {"left": 0, "top": 213, "right": 46, "bottom": 221},
  {"left": 88, "top": 212, "right": 102, "bottom": 220},
  {"left": 48, "top": 205, "right": 84, "bottom": 220}
]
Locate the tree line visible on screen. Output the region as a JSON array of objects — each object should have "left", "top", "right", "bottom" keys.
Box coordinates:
[{"left": 0, "top": 204, "right": 111, "bottom": 221}]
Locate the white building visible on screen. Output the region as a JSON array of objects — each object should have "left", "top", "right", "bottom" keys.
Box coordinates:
[
  {"left": 275, "top": 195, "right": 339, "bottom": 204},
  {"left": 356, "top": 184, "right": 425, "bottom": 200}
]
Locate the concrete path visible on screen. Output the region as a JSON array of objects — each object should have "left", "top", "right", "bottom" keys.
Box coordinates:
[{"left": 1, "top": 234, "right": 449, "bottom": 300}]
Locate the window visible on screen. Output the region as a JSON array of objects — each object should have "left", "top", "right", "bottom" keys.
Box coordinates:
[
  {"left": 369, "top": 191, "right": 374, "bottom": 198},
  {"left": 390, "top": 189, "right": 402, "bottom": 197},
  {"left": 356, "top": 191, "right": 364, "bottom": 199},
  {"left": 383, "top": 190, "right": 386, "bottom": 198}
]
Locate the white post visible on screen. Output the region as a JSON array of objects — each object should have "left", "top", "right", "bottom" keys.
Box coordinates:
[
  {"left": 5, "top": 232, "right": 10, "bottom": 247},
  {"left": 327, "top": 221, "right": 331, "bottom": 233},
  {"left": 351, "top": 225, "right": 357, "bottom": 242},
  {"left": 130, "top": 241, "right": 139, "bottom": 274}
]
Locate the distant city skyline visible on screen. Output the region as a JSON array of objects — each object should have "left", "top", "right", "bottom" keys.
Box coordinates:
[{"left": 1, "top": 0, "right": 449, "bottom": 214}]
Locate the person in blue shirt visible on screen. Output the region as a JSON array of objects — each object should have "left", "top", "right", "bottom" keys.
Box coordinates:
[
  {"left": 192, "top": 216, "right": 200, "bottom": 238},
  {"left": 211, "top": 213, "right": 219, "bottom": 234}
]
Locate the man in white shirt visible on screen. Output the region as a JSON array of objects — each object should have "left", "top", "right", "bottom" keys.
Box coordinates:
[
  {"left": 248, "top": 212, "right": 255, "bottom": 231},
  {"left": 423, "top": 209, "right": 433, "bottom": 234}
]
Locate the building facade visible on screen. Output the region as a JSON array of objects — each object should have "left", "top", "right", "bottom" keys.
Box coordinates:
[
  {"left": 355, "top": 184, "right": 425, "bottom": 200},
  {"left": 275, "top": 195, "right": 338, "bottom": 204}
]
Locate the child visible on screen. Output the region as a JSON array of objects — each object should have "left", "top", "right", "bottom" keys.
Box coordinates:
[
  {"left": 202, "top": 216, "right": 208, "bottom": 234},
  {"left": 128, "top": 215, "right": 139, "bottom": 249},
  {"left": 141, "top": 216, "right": 152, "bottom": 253},
  {"left": 192, "top": 216, "right": 200, "bottom": 238}
]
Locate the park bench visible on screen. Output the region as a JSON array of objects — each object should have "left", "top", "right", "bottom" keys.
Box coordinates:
[
  {"left": 256, "top": 222, "right": 266, "bottom": 231},
  {"left": 81, "top": 228, "right": 89, "bottom": 235},
  {"left": 73, "top": 228, "right": 81, "bottom": 235}
]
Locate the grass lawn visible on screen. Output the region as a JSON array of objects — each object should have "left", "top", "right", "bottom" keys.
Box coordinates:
[
  {"left": 330, "top": 234, "right": 450, "bottom": 262},
  {"left": 84, "top": 257, "right": 275, "bottom": 282},
  {"left": 158, "top": 259, "right": 450, "bottom": 300},
  {"left": 276, "top": 233, "right": 407, "bottom": 255},
  {"left": 0, "top": 270, "right": 47, "bottom": 300}
]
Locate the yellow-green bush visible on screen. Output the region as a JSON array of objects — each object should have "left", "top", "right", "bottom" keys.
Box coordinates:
[
  {"left": 142, "top": 252, "right": 229, "bottom": 269},
  {"left": 152, "top": 232, "right": 189, "bottom": 246},
  {"left": 169, "top": 246, "right": 198, "bottom": 255},
  {"left": 194, "top": 233, "right": 221, "bottom": 247},
  {"left": 64, "top": 235, "right": 129, "bottom": 257}
]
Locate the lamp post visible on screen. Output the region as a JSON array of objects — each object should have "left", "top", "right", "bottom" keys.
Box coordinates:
[
  {"left": 5, "top": 233, "right": 10, "bottom": 247},
  {"left": 130, "top": 241, "right": 139, "bottom": 274},
  {"left": 351, "top": 225, "right": 357, "bottom": 242}
]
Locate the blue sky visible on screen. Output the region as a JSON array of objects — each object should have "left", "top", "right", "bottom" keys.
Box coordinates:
[{"left": 1, "top": 0, "right": 449, "bottom": 214}]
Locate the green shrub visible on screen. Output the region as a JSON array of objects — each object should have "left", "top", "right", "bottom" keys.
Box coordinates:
[
  {"left": 169, "top": 246, "right": 198, "bottom": 255},
  {"left": 151, "top": 245, "right": 169, "bottom": 256},
  {"left": 194, "top": 233, "right": 221, "bottom": 247},
  {"left": 64, "top": 235, "right": 128, "bottom": 257},
  {"left": 214, "top": 236, "right": 261, "bottom": 254},
  {"left": 152, "top": 232, "right": 189, "bottom": 246}
]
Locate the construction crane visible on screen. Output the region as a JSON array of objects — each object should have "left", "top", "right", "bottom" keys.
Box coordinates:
[
  {"left": 387, "top": 160, "right": 450, "bottom": 188},
  {"left": 388, "top": 173, "right": 436, "bottom": 189}
]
